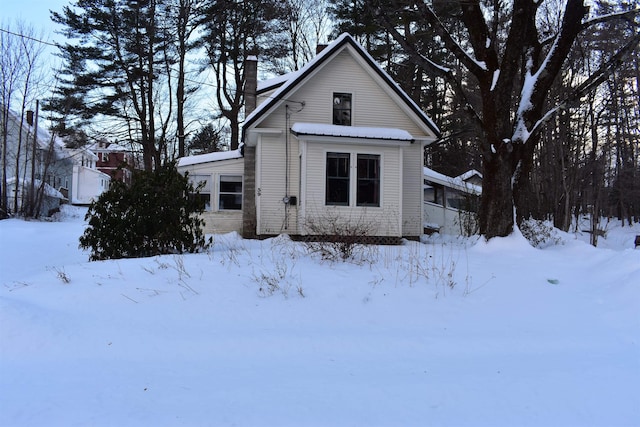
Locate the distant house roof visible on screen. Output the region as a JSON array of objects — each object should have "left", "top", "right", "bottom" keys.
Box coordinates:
[
  {"left": 243, "top": 33, "right": 441, "bottom": 141},
  {"left": 177, "top": 149, "right": 243, "bottom": 167},
  {"left": 424, "top": 167, "right": 482, "bottom": 195},
  {"left": 291, "top": 123, "right": 414, "bottom": 142},
  {"left": 456, "top": 169, "right": 483, "bottom": 182},
  {"left": 6, "top": 110, "right": 66, "bottom": 152},
  {"left": 67, "top": 147, "right": 99, "bottom": 163},
  {"left": 88, "top": 142, "right": 130, "bottom": 152},
  {"left": 6, "top": 177, "right": 67, "bottom": 200}
]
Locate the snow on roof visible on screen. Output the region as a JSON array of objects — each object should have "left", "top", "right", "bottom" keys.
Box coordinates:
[
  {"left": 245, "top": 34, "right": 351, "bottom": 127},
  {"left": 257, "top": 70, "right": 301, "bottom": 93},
  {"left": 424, "top": 166, "right": 482, "bottom": 195},
  {"left": 7, "top": 110, "right": 65, "bottom": 151},
  {"left": 68, "top": 147, "right": 99, "bottom": 161},
  {"left": 244, "top": 33, "right": 440, "bottom": 138},
  {"left": 456, "top": 169, "right": 483, "bottom": 181},
  {"left": 291, "top": 123, "right": 414, "bottom": 141},
  {"left": 6, "top": 177, "right": 67, "bottom": 199},
  {"left": 87, "top": 142, "right": 130, "bottom": 152},
  {"left": 177, "top": 149, "right": 243, "bottom": 167}
]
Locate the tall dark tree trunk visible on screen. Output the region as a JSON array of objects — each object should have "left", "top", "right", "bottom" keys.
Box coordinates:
[{"left": 368, "top": 0, "right": 632, "bottom": 239}]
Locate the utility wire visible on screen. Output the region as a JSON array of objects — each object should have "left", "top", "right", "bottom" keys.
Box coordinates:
[{"left": 0, "top": 27, "right": 58, "bottom": 47}]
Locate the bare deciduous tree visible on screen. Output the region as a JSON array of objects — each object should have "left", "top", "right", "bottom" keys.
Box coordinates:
[{"left": 369, "top": 0, "right": 639, "bottom": 239}]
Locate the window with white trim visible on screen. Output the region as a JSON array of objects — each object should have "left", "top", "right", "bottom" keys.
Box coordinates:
[
  {"left": 332, "top": 93, "right": 352, "bottom": 126},
  {"left": 325, "top": 152, "right": 380, "bottom": 207},
  {"left": 219, "top": 175, "right": 242, "bottom": 210},
  {"left": 326, "top": 152, "right": 350, "bottom": 205},
  {"left": 189, "top": 174, "right": 212, "bottom": 211},
  {"left": 356, "top": 154, "right": 380, "bottom": 207}
]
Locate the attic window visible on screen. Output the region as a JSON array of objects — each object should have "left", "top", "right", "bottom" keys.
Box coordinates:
[{"left": 332, "top": 93, "right": 352, "bottom": 126}]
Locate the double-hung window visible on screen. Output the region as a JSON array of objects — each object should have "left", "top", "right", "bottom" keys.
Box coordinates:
[
  {"left": 219, "top": 175, "right": 243, "bottom": 210},
  {"left": 189, "top": 174, "right": 212, "bottom": 211},
  {"left": 325, "top": 152, "right": 380, "bottom": 207},
  {"left": 356, "top": 154, "right": 380, "bottom": 207},
  {"left": 326, "top": 152, "right": 350, "bottom": 206},
  {"left": 332, "top": 93, "right": 352, "bottom": 126}
]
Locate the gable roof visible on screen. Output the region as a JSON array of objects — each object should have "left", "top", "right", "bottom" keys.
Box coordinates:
[
  {"left": 6, "top": 109, "right": 65, "bottom": 152},
  {"left": 456, "top": 169, "right": 483, "bottom": 182},
  {"left": 243, "top": 33, "right": 441, "bottom": 141},
  {"left": 424, "top": 167, "right": 482, "bottom": 195}
]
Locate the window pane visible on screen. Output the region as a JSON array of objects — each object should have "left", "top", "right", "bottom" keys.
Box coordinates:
[
  {"left": 219, "top": 175, "right": 242, "bottom": 210},
  {"left": 333, "top": 93, "right": 352, "bottom": 126},
  {"left": 193, "top": 193, "right": 211, "bottom": 211},
  {"left": 357, "top": 154, "right": 380, "bottom": 207},
  {"left": 189, "top": 174, "right": 211, "bottom": 192},
  {"left": 189, "top": 174, "right": 211, "bottom": 210},
  {"left": 326, "top": 152, "right": 350, "bottom": 205},
  {"left": 219, "top": 193, "right": 242, "bottom": 210}
]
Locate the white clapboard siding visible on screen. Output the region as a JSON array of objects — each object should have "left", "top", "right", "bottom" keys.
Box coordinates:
[
  {"left": 177, "top": 158, "right": 244, "bottom": 235},
  {"left": 249, "top": 40, "right": 436, "bottom": 238},
  {"left": 257, "top": 134, "right": 300, "bottom": 235},
  {"left": 402, "top": 143, "right": 424, "bottom": 236},
  {"left": 302, "top": 142, "right": 402, "bottom": 237}
]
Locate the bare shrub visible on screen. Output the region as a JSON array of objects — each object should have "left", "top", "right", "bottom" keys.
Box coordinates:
[
  {"left": 303, "top": 210, "right": 379, "bottom": 263},
  {"left": 252, "top": 257, "right": 299, "bottom": 298}
]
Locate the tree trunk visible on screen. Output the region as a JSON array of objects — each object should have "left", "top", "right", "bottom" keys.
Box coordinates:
[{"left": 480, "top": 145, "right": 515, "bottom": 238}]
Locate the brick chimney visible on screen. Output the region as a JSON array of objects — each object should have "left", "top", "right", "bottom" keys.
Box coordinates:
[
  {"left": 245, "top": 55, "right": 258, "bottom": 115},
  {"left": 242, "top": 54, "right": 259, "bottom": 239}
]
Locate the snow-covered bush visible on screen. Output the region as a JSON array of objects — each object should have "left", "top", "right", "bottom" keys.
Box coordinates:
[
  {"left": 519, "top": 218, "right": 563, "bottom": 248},
  {"left": 79, "top": 163, "right": 211, "bottom": 260}
]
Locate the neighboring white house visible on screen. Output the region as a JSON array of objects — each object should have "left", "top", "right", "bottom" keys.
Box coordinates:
[
  {"left": 456, "top": 169, "right": 483, "bottom": 186},
  {"left": 423, "top": 167, "right": 482, "bottom": 235},
  {"left": 178, "top": 33, "right": 441, "bottom": 240},
  {"left": 1, "top": 110, "right": 110, "bottom": 215},
  {"left": 1, "top": 110, "right": 68, "bottom": 216},
  {"left": 67, "top": 147, "right": 111, "bottom": 205}
]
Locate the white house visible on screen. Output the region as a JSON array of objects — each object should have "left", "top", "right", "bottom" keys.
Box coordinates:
[
  {"left": 1, "top": 110, "right": 110, "bottom": 216},
  {"left": 1, "top": 110, "right": 68, "bottom": 216},
  {"left": 178, "top": 33, "right": 441, "bottom": 241},
  {"left": 66, "top": 147, "right": 111, "bottom": 205},
  {"left": 423, "top": 167, "right": 482, "bottom": 235}
]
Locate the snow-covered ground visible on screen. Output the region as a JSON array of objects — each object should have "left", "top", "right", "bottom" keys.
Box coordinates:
[{"left": 1, "top": 205, "right": 639, "bottom": 427}]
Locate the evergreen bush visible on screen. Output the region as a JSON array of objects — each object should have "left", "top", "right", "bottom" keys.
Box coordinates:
[
  {"left": 79, "top": 163, "right": 210, "bottom": 260},
  {"left": 520, "top": 218, "right": 563, "bottom": 248}
]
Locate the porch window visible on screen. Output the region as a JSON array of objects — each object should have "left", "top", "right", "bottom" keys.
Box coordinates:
[
  {"left": 189, "top": 174, "right": 212, "bottom": 211},
  {"left": 219, "top": 175, "right": 242, "bottom": 210},
  {"left": 357, "top": 154, "right": 380, "bottom": 206},
  {"left": 326, "top": 152, "right": 350, "bottom": 205},
  {"left": 332, "top": 93, "right": 352, "bottom": 126}
]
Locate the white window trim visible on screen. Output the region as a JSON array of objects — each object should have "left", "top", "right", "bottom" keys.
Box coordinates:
[
  {"left": 323, "top": 149, "right": 384, "bottom": 209},
  {"left": 189, "top": 173, "right": 213, "bottom": 211},
  {"left": 330, "top": 91, "right": 356, "bottom": 126},
  {"left": 217, "top": 174, "right": 244, "bottom": 212}
]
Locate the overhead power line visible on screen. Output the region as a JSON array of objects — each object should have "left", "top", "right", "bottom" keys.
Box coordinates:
[{"left": 0, "top": 27, "right": 58, "bottom": 47}]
